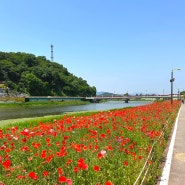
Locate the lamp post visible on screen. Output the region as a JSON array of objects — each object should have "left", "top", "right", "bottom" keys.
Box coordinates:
[
  {"left": 178, "top": 89, "right": 180, "bottom": 100},
  {"left": 170, "top": 68, "right": 181, "bottom": 104}
]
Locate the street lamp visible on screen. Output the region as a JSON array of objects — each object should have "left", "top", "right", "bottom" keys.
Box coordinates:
[{"left": 170, "top": 68, "right": 181, "bottom": 104}]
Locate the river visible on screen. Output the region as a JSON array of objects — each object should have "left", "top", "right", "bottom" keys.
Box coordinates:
[{"left": 0, "top": 101, "right": 151, "bottom": 121}]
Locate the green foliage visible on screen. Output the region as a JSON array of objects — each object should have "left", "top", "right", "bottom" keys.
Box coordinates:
[{"left": 0, "top": 51, "right": 96, "bottom": 96}]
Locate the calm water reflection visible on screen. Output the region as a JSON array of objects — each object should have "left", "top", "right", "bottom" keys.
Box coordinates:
[{"left": 0, "top": 101, "right": 151, "bottom": 121}]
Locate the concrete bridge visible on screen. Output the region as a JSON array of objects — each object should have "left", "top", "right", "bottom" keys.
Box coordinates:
[
  {"left": 85, "top": 94, "right": 182, "bottom": 103},
  {"left": 24, "top": 94, "right": 181, "bottom": 103}
]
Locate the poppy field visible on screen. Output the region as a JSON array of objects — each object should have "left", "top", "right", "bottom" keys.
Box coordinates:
[{"left": 0, "top": 100, "right": 181, "bottom": 185}]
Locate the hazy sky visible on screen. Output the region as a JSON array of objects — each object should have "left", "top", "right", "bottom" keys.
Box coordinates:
[{"left": 0, "top": 0, "right": 185, "bottom": 95}]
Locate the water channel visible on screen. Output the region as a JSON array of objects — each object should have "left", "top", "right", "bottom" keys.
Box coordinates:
[{"left": 0, "top": 101, "right": 151, "bottom": 121}]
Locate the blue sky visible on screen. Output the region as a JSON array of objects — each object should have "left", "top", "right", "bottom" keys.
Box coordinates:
[{"left": 0, "top": 0, "right": 185, "bottom": 95}]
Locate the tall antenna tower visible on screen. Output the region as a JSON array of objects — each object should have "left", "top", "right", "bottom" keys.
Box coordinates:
[{"left": 50, "top": 44, "right": 54, "bottom": 62}]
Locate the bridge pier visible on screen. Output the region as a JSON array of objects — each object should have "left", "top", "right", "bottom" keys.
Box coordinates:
[{"left": 89, "top": 99, "right": 101, "bottom": 103}]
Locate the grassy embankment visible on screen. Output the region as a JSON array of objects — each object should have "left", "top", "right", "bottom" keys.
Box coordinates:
[
  {"left": 0, "top": 97, "right": 91, "bottom": 128},
  {"left": 0, "top": 109, "right": 99, "bottom": 129}
]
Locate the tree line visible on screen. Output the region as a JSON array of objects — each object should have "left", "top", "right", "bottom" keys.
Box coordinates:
[{"left": 0, "top": 51, "right": 96, "bottom": 96}]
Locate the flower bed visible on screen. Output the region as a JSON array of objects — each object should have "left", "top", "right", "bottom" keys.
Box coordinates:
[{"left": 0, "top": 101, "right": 180, "bottom": 185}]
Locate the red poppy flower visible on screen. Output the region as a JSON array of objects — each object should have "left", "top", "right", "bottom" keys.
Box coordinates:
[
  {"left": 43, "top": 170, "right": 49, "bottom": 177},
  {"left": 46, "top": 154, "right": 53, "bottom": 163},
  {"left": 2, "top": 159, "right": 11, "bottom": 169},
  {"left": 66, "top": 159, "right": 73, "bottom": 165},
  {"left": 78, "top": 162, "right": 88, "bottom": 170},
  {"left": 105, "top": 181, "right": 113, "bottom": 185},
  {"left": 5, "top": 148, "right": 11, "bottom": 153},
  {"left": 106, "top": 145, "right": 113, "bottom": 151},
  {"left": 93, "top": 165, "right": 100, "bottom": 172},
  {"left": 100, "top": 133, "right": 107, "bottom": 138},
  {"left": 74, "top": 167, "right": 78, "bottom": 173},
  {"left": 28, "top": 171, "right": 38, "bottom": 180},
  {"left": 138, "top": 155, "right": 142, "bottom": 160},
  {"left": 46, "top": 138, "right": 51, "bottom": 143},
  {"left": 123, "top": 161, "right": 129, "bottom": 166},
  {"left": 77, "top": 158, "right": 88, "bottom": 170},
  {"left": 57, "top": 167, "right": 63, "bottom": 175},
  {"left": 41, "top": 150, "right": 47, "bottom": 159},
  {"left": 148, "top": 160, "right": 152, "bottom": 165},
  {"left": 58, "top": 175, "right": 67, "bottom": 182}
]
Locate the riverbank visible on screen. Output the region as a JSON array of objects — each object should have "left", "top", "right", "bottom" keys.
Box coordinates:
[
  {"left": 0, "top": 109, "right": 101, "bottom": 128},
  {"left": 0, "top": 99, "right": 89, "bottom": 107}
]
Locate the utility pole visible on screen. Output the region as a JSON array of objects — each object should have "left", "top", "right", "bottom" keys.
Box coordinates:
[
  {"left": 170, "top": 68, "right": 181, "bottom": 104},
  {"left": 51, "top": 44, "right": 54, "bottom": 62}
]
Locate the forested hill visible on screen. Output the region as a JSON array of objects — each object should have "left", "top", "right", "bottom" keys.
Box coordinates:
[{"left": 0, "top": 51, "right": 96, "bottom": 96}]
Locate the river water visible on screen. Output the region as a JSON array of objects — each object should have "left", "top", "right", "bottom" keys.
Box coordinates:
[{"left": 0, "top": 101, "right": 151, "bottom": 121}]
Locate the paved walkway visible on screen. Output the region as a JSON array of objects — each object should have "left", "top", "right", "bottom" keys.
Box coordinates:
[{"left": 160, "top": 103, "right": 185, "bottom": 185}]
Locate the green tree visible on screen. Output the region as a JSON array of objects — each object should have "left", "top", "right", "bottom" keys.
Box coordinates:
[{"left": 21, "top": 73, "right": 47, "bottom": 96}]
